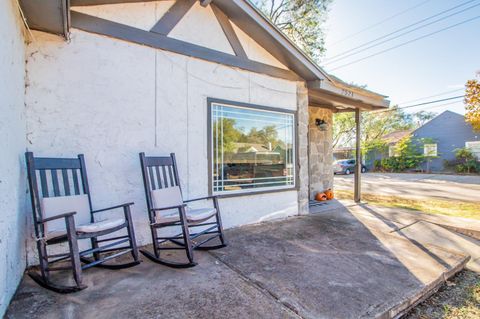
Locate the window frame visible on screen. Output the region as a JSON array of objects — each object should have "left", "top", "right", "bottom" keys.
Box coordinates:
[
  {"left": 207, "top": 97, "right": 298, "bottom": 197},
  {"left": 424, "top": 143, "right": 438, "bottom": 157}
]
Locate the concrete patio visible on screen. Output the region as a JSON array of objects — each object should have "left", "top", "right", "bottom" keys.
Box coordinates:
[{"left": 6, "top": 203, "right": 470, "bottom": 319}]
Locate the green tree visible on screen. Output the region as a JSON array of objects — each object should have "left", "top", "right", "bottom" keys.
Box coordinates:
[
  {"left": 454, "top": 147, "right": 479, "bottom": 173},
  {"left": 412, "top": 111, "right": 437, "bottom": 127},
  {"left": 333, "top": 106, "right": 414, "bottom": 151},
  {"left": 253, "top": 0, "right": 332, "bottom": 61},
  {"left": 381, "top": 136, "right": 424, "bottom": 172},
  {"left": 213, "top": 118, "right": 243, "bottom": 153},
  {"left": 244, "top": 125, "right": 280, "bottom": 148},
  {"left": 465, "top": 73, "right": 480, "bottom": 131},
  {"left": 332, "top": 112, "right": 355, "bottom": 148}
]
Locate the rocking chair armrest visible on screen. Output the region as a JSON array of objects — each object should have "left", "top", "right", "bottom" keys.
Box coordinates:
[
  {"left": 38, "top": 211, "right": 76, "bottom": 223},
  {"left": 91, "top": 202, "right": 135, "bottom": 214},
  {"left": 183, "top": 195, "right": 216, "bottom": 203},
  {"left": 150, "top": 204, "right": 186, "bottom": 212}
]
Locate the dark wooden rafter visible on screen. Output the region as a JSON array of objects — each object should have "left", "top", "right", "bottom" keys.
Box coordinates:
[
  {"left": 71, "top": 0, "right": 160, "bottom": 5},
  {"left": 211, "top": 4, "right": 247, "bottom": 59},
  {"left": 150, "top": 0, "right": 196, "bottom": 35},
  {"left": 71, "top": 11, "right": 301, "bottom": 81},
  {"left": 199, "top": 0, "right": 213, "bottom": 7}
]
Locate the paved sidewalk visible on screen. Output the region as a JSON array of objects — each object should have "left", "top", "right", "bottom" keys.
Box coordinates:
[{"left": 335, "top": 173, "right": 480, "bottom": 203}]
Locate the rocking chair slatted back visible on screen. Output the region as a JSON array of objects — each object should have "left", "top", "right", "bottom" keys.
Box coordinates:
[
  {"left": 139, "top": 152, "right": 182, "bottom": 223},
  {"left": 26, "top": 152, "right": 94, "bottom": 234}
]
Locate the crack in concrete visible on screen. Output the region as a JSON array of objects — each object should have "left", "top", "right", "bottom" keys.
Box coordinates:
[{"left": 208, "top": 252, "right": 305, "bottom": 319}]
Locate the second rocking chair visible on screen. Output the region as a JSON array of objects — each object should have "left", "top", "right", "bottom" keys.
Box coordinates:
[{"left": 139, "top": 152, "right": 227, "bottom": 268}]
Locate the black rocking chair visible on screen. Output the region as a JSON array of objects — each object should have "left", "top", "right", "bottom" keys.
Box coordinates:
[
  {"left": 25, "top": 152, "right": 140, "bottom": 293},
  {"left": 139, "top": 152, "right": 227, "bottom": 268}
]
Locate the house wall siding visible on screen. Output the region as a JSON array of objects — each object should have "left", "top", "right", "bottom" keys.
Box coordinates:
[
  {"left": 0, "top": 0, "right": 26, "bottom": 315},
  {"left": 25, "top": 28, "right": 301, "bottom": 263},
  {"left": 413, "top": 111, "right": 480, "bottom": 171},
  {"left": 308, "top": 107, "right": 333, "bottom": 199}
]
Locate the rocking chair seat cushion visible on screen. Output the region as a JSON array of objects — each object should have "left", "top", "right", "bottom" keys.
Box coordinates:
[
  {"left": 45, "top": 218, "right": 126, "bottom": 239},
  {"left": 155, "top": 207, "right": 217, "bottom": 224},
  {"left": 76, "top": 218, "right": 125, "bottom": 233},
  {"left": 41, "top": 194, "right": 91, "bottom": 234}
]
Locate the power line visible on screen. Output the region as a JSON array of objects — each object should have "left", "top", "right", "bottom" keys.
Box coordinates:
[
  {"left": 328, "top": 15, "right": 480, "bottom": 71},
  {"left": 415, "top": 100, "right": 464, "bottom": 111},
  {"left": 324, "top": 1, "right": 480, "bottom": 65},
  {"left": 398, "top": 95, "right": 464, "bottom": 108},
  {"left": 374, "top": 95, "right": 464, "bottom": 114},
  {"left": 397, "top": 88, "right": 464, "bottom": 105},
  {"left": 329, "top": 0, "right": 432, "bottom": 47}
]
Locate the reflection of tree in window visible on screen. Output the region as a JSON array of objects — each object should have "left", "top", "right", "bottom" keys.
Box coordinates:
[{"left": 212, "top": 104, "right": 295, "bottom": 193}]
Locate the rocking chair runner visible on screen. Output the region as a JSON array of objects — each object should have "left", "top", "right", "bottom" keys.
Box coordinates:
[
  {"left": 139, "top": 152, "right": 227, "bottom": 268},
  {"left": 25, "top": 152, "right": 140, "bottom": 293}
]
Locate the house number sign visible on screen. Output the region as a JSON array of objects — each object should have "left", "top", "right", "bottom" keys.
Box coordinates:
[{"left": 341, "top": 89, "right": 354, "bottom": 97}]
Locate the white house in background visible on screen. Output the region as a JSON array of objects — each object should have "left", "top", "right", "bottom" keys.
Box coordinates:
[{"left": 0, "top": 0, "right": 389, "bottom": 313}]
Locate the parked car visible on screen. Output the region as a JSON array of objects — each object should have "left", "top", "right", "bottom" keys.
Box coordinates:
[{"left": 333, "top": 159, "right": 367, "bottom": 175}]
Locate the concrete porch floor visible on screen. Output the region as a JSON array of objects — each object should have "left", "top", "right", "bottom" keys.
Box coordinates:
[{"left": 6, "top": 204, "right": 470, "bottom": 319}]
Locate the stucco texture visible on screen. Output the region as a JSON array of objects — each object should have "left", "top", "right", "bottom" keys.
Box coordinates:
[
  {"left": 0, "top": 0, "right": 26, "bottom": 316},
  {"left": 25, "top": 19, "right": 301, "bottom": 263}
]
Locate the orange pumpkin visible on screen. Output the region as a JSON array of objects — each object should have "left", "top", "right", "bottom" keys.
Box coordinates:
[
  {"left": 315, "top": 192, "right": 327, "bottom": 201},
  {"left": 324, "top": 189, "right": 334, "bottom": 200}
]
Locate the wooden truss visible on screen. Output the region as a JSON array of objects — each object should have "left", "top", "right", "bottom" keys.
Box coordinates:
[{"left": 70, "top": 0, "right": 301, "bottom": 81}]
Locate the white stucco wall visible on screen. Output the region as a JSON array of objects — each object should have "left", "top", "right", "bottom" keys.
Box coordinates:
[
  {"left": 25, "top": 21, "right": 300, "bottom": 263},
  {"left": 0, "top": 0, "right": 26, "bottom": 315}
]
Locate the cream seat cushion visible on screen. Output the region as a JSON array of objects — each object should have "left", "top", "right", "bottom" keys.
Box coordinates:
[
  {"left": 41, "top": 194, "right": 91, "bottom": 234},
  {"left": 41, "top": 194, "right": 125, "bottom": 237},
  {"left": 151, "top": 187, "right": 216, "bottom": 224},
  {"left": 155, "top": 207, "right": 217, "bottom": 224},
  {"left": 76, "top": 218, "right": 125, "bottom": 233}
]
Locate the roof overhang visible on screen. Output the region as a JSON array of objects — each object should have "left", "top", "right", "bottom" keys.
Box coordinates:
[
  {"left": 19, "top": 0, "right": 70, "bottom": 38},
  {"left": 308, "top": 80, "right": 390, "bottom": 112}
]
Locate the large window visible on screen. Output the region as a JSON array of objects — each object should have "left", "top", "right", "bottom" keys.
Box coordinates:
[{"left": 209, "top": 100, "right": 295, "bottom": 194}]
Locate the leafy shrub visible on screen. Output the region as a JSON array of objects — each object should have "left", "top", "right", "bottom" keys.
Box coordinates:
[
  {"left": 378, "top": 137, "right": 425, "bottom": 172},
  {"left": 373, "top": 159, "right": 382, "bottom": 171},
  {"left": 453, "top": 148, "right": 479, "bottom": 173}
]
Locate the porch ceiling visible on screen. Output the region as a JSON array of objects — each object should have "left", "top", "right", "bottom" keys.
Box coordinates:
[{"left": 308, "top": 80, "right": 390, "bottom": 112}]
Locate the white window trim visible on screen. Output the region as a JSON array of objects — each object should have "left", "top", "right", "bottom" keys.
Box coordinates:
[
  {"left": 208, "top": 98, "right": 297, "bottom": 196},
  {"left": 424, "top": 143, "right": 437, "bottom": 157}
]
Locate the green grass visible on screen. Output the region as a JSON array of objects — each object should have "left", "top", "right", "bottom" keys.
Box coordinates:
[
  {"left": 335, "top": 190, "right": 480, "bottom": 220},
  {"left": 405, "top": 270, "right": 480, "bottom": 319}
]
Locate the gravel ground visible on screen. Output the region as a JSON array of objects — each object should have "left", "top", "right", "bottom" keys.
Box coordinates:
[{"left": 405, "top": 270, "right": 480, "bottom": 319}]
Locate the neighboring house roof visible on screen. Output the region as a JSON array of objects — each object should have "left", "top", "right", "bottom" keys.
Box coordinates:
[
  {"left": 233, "top": 143, "right": 271, "bottom": 153},
  {"left": 19, "top": 0, "right": 389, "bottom": 111},
  {"left": 381, "top": 130, "right": 412, "bottom": 145},
  {"left": 412, "top": 110, "right": 465, "bottom": 135}
]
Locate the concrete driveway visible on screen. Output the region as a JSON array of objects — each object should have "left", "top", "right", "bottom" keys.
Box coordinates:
[{"left": 335, "top": 173, "right": 480, "bottom": 203}]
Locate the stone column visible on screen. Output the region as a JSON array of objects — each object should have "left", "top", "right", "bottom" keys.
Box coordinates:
[
  {"left": 297, "top": 82, "right": 310, "bottom": 215},
  {"left": 308, "top": 106, "right": 333, "bottom": 199}
]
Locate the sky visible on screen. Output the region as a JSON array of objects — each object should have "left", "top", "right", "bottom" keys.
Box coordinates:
[{"left": 321, "top": 0, "right": 480, "bottom": 115}]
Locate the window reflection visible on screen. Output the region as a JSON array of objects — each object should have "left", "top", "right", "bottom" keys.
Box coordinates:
[{"left": 211, "top": 103, "right": 295, "bottom": 193}]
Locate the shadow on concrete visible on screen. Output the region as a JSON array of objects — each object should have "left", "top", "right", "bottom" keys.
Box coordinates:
[
  {"left": 360, "top": 204, "right": 453, "bottom": 270},
  {"left": 6, "top": 202, "right": 468, "bottom": 319}
]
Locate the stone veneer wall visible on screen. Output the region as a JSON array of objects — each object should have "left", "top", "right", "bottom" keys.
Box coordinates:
[
  {"left": 297, "top": 83, "right": 310, "bottom": 215},
  {"left": 308, "top": 106, "right": 333, "bottom": 200}
]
